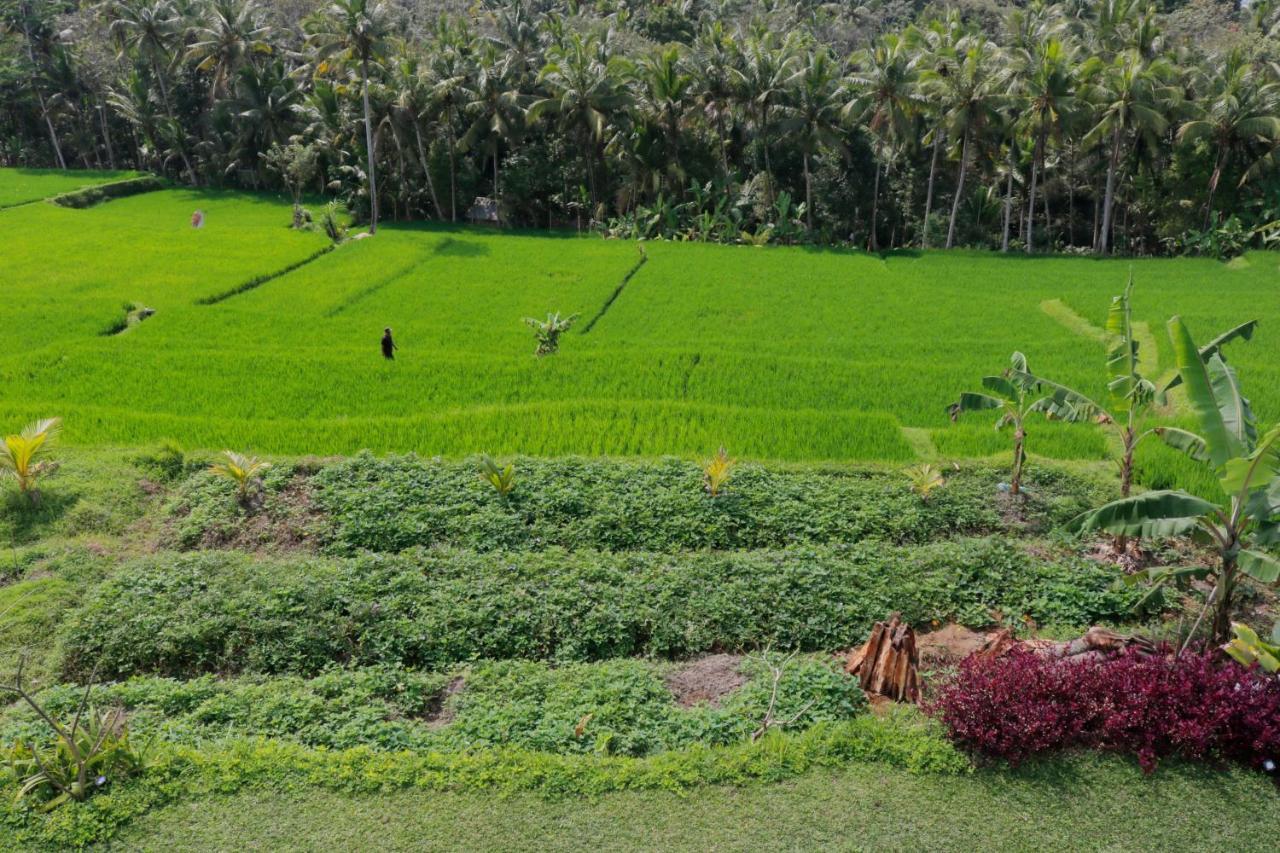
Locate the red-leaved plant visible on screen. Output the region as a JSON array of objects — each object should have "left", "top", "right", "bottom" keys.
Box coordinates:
[{"left": 930, "top": 648, "right": 1280, "bottom": 773}]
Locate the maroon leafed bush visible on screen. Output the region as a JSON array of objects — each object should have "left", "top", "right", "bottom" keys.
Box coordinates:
[{"left": 930, "top": 648, "right": 1280, "bottom": 773}]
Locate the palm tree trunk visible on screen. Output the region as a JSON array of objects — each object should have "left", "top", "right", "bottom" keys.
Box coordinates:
[
  {"left": 41, "top": 101, "right": 66, "bottom": 170},
  {"left": 153, "top": 63, "right": 197, "bottom": 186},
  {"left": 946, "top": 129, "right": 969, "bottom": 250},
  {"left": 803, "top": 151, "right": 813, "bottom": 231},
  {"left": 1026, "top": 132, "right": 1044, "bottom": 254},
  {"left": 716, "top": 110, "right": 730, "bottom": 177},
  {"left": 99, "top": 104, "right": 116, "bottom": 169},
  {"left": 1204, "top": 148, "right": 1227, "bottom": 229},
  {"left": 412, "top": 120, "right": 445, "bottom": 220},
  {"left": 760, "top": 104, "right": 773, "bottom": 208},
  {"left": 361, "top": 56, "right": 379, "bottom": 235},
  {"left": 1002, "top": 145, "right": 1014, "bottom": 252},
  {"left": 922, "top": 130, "right": 942, "bottom": 248},
  {"left": 869, "top": 156, "right": 881, "bottom": 251},
  {"left": 493, "top": 147, "right": 501, "bottom": 225},
  {"left": 1099, "top": 124, "right": 1122, "bottom": 254},
  {"left": 446, "top": 110, "right": 458, "bottom": 222}
]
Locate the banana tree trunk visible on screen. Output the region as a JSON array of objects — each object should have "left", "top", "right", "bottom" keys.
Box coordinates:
[
  {"left": 1011, "top": 423, "right": 1026, "bottom": 497},
  {"left": 922, "top": 130, "right": 942, "bottom": 248},
  {"left": 946, "top": 128, "right": 970, "bottom": 250},
  {"left": 361, "top": 56, "right": 378, "bottom": 235},
  {"left": 1212, "top": 554, "right": 1237, "bottom": 645}
]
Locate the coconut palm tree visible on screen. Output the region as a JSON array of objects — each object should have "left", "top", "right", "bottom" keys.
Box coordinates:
[
  {"left": 922, "top": 34, "right": 1003, "bottom": 249},
  {"left": 532, "top": 33, "right": 629, "bottom": 212},
  {"left": 1013, "top": 38, "right": 1082, "bottom": 253},
  {"left": 306, "top": 0, "right": 392, "bottom": 234},
  {"left": 460, "top": 44, "right": 527, "bottom": 223},
  {"left": 691, "top": 22, "right": 741, "bottom": 179},
  {"left": 1178, "top": 51, "right": 1280, "bottom": 229},
  {"left": 187, "top": 0, "right": 272, "bottom": 104},
  {"left": 632, "top": 45, "right": 692, "bottom": 199},
  {"left": 732, "top": 32, "right": 799, "bottom": 209},
  {"left": 1080, "top": 50, "right": 1178, "bottom": 254},
  {"left": 778, "top": 48, "right": 845, "bottom": 232},
  {"left": 108, "top": 0, "right": 197, "bottom": 183},
  {"left": 846, "top": 34, "right": 919, "bottom": 249},
  {"left": 905, "top": 13, "right": 967, "bottom": 248}
]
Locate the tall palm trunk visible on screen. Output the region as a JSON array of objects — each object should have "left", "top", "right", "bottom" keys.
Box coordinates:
[
  {"left": 803, "top": 151, "right": 813, "bottom": 231},
  {"left": 1001, "top": 143, "right": 1015, "bottom": 252},
  {"left": 869, "top": 157, "right": 881, "bottom": 251},
  {"left": 1204, "top": 146, "right": 1227, "bottom": 229},
  {"left": 759, "top": 104, "right": 773, "bottom": 208},
  {"left": 946, "top": 128, "right": 970, "bottom": 250},
  {"left": 493, "top": 146, "right": 501, "bottom": 225},
  {"left": 152, "top": 62, "right": 197, "bottom": 185},
  {"left": 99, "top": 104, "right": 116, "bottom": 169},
  {"left": 1098, "top": 123, "right": 1122, "bottom": 254},
  {"left": 412, "top": 120, "right": 445, "bottom": 220},
  {"left": 1026, "top": 130, "right": 1045, "bottom": 254},
  {"left": 446, "top": 108, "right": 458, "bottom": 222},
  {"left": 19, "top": 13, "right": 65, "bottom": 170},
  {"left": 922, "top": 130, "right": 942, "bottom": 248},
  {"left": 361, "top": 55, "right": 379, "bottom": 235}
]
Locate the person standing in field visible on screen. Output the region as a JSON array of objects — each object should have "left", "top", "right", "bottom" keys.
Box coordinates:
[{"left": 381, "top": 327, "right": 398, "bottom": 360}]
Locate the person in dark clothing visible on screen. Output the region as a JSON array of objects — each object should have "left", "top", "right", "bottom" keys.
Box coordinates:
[{"left": 381, "top": 327, "right": 398, "bottom": 360}]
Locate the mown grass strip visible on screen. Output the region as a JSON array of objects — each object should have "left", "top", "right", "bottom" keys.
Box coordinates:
[
  {"left": 1039, "top": 298, "right": 1107, "bottom": 344},
  {"left": 580, "top": 244, "right": 648, "bottom": 334},
  {"left": 197, "top": 244, "right": 335, "bottom": 305}
]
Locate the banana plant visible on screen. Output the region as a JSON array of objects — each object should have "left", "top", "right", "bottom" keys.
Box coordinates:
[
  {"left": 1074, "top": 316, "right": 1280, "bottom": 643},
  {"left": 1225, "top": 621, "right": 1280, "bottom": 674},
  {"left": 1102, "top": 276, "right": 1256, "bottom": 496},
  {"left": 948, "top": 352, "right": 1107, "bottom": 496},
  {"left": 1, "top": 418, "right": 62, "bottom": 503}
]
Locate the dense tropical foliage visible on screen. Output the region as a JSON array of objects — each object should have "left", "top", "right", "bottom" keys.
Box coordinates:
[{"left": 5, "top": 0, "right": 1280, "bottom": 253}]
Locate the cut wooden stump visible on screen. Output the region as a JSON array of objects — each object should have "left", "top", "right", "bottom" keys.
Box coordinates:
[{"left": 844, "top": 613, "right": 921, "bottom": 703}]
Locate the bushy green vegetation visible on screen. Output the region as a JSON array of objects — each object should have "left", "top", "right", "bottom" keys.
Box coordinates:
[
  {"left": 157, "top": 455, "right": 1101, "bottom": 554},
  {"left": 2, "top": 656, "right": 861, "bottom": 758},
  {"left": 57, "top": 540, "right": 1132, "bottom": 680}
]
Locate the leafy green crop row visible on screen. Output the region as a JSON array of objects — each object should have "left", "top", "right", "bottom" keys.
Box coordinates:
[
  {"left": 2, "top": 657, "right": 861, "bottom": 759},
  {"left": 58, "top": 541, "right": 1133, "bottom": 680},
  {"left": 164, "top": 454, "right": 1107, "bottom": 553}
]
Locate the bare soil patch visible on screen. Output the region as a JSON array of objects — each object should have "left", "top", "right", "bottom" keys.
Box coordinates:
[{"left": 665, "top": 654, "right": 747, "bottom": 707}]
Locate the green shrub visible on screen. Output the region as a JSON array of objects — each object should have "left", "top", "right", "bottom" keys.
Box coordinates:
[
  {"left": 6, "top": 657, "right": 862, "bottom": 759},
  {"left": 300, "top": 454, "right": 1107, "bottom": 554},
  {"left": 58, "top": 541, "right": 1133, "bottom": 680},
  {"left": 47, "top": 176, "right": 162, "bottom": 208}
]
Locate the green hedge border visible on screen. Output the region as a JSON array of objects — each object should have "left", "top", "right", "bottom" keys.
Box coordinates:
[{"left": 48, "top": 176, "right": 163, "bottom": 209}]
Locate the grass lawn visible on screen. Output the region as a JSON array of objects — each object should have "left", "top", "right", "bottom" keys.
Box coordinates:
[{"left": 104, "top": 756, "right": 1280, "bottom": 852}]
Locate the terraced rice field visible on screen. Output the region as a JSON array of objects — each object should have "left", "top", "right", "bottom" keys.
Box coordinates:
[
  {"left": 0, "top": 167, "right": 139, "bottom": 209},
  {"left": 2, "top": 168, "right": 1277, "bottom": 478}
]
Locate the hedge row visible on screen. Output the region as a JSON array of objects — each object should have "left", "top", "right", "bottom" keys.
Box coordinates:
[
  {"left": 48, "top": 176, "right": 162, "bottom": 208},
  {"left": 59, "top": 540, "right": 1133, "bottom": 679},
  {"left": 0, "top": 713, "right": 968, "bottom": 849},
  {"left": 167, "top": 453, "right": 1109, "bottom": 553}
]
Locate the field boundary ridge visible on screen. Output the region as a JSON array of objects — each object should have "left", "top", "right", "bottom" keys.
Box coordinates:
[
  {"left": 580, "top": 244, "right": 648, "bottom": 334},
  {"left": 198, "top": 244, "right": 335, "bottom": 305}
]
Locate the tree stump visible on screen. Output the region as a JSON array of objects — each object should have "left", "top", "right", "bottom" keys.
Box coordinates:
[
  {"left": 844, "top": 613, "right": 921, "bottom": 703},
  {"left": 976, "top": 625, "right": 1157, "bottom": 664}
]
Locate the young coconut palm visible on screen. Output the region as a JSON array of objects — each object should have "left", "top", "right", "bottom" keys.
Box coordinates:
[
  {"left": 0, "top": 418, "right": 62, "bottom": 502},
  {"left": 948, "top": 352, "right": 1107, "bottom": 497},
  {"left": 1074, "top": 317, "right": 1280, "bottom": 644},
  {"left": 209, "top": 450, "right": 271, "bottom": 505}
]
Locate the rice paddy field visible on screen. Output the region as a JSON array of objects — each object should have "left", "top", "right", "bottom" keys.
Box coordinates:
[
  {"left": 3, "top": 168, "right": 1278, "bottom": 480},
  {"left": 0, "top": 167, "right": 140, "bottom": 209}
]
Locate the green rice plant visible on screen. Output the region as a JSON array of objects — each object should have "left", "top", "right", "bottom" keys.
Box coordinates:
[
  {"left": 702, "top": 446, "right": 735, "bottom": 496},
  {"left": 478, "top": 454, "right": 516, "bottom": 498},
  {"left": 1, "top": 418, "right": 62, "bottom": 503}
]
